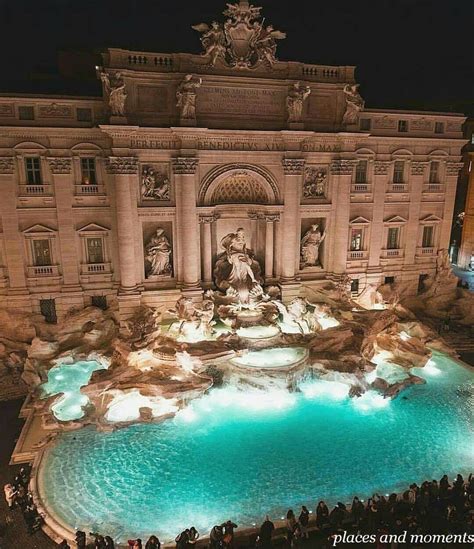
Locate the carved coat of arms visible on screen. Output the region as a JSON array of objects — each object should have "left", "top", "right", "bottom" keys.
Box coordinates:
[{"left": 192, "top": 1, "right": 285, "bottom": 69}]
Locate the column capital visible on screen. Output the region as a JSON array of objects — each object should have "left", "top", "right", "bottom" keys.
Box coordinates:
[
  {"left": 0, "top": 157, "right": 14, "bottom": 174},
  {"left": 374, "top": 161, "right": 390, "bottom": 176},
  {"left": 282, "top": 158, "right": 305, "bottom": 175},
  {"left": 105, "top": 156, "right": 138, "bottom": 174},
  {"left": 47, "top": 157, "right": 72, "bottom": 174},
  {"left": 199, "top": 213, "right": 220, "bottom": 224},
  {"left": 330, "top": 159, "right": 356, "bottom": 175},
  {"left": 172, "top": 157, "right": 199, "bottom": 175},
  {"left": 446, "top": 161, "right": 464, "bottom": 176},
  {"left": 264, "top": 213, "right": 281, "bottom": 223},
  {"left": 410, "top": 161, "right": 427, "bottom": 176}
]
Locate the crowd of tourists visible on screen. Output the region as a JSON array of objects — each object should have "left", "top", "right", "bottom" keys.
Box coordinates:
[{"left": 2, "top": 472, "right": 473, "bottom": 548}]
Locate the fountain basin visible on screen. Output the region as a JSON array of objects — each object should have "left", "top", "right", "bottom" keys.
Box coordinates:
[{"left": 230, "top": 346, "right": 308, "bottom": 371}]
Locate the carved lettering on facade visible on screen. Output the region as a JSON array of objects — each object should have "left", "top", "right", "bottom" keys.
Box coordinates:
[
  {"left": 197, "top": 86, "right": 284, "bottom": 116},
  {"left": 47, "top": 157, "right": 72, "bottom": 174},
  {"left": 301, "top": 142, "right": 342, "bottom": 152},
  {"left": 106, "top": 156, "right": 138, "bottom": 174},
  {"left": 131, "top": 138, "right": 180, "bottom": 149},
  {"left": 0, "top": 157, "right": 14, "bottom": 174}
]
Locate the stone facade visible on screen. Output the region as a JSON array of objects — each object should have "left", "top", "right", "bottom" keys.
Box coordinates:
[{"left": 0, "top": 1, "right": 466, "bottom": 323}]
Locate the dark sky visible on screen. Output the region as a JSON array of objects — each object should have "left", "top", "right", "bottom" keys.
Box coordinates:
[{"left": 1, "top": 0, "right": 473, "bottom": 114}]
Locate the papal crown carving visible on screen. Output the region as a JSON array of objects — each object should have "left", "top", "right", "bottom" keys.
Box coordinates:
[{"left": 192, "top": 1, "right": 286, "bottom": 69}]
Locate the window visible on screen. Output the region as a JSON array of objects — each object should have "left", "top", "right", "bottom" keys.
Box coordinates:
[
  {"left": 77, "top": 108, "right": 92, "bottom": 122},
  {"left": 422, "top": 226, "right": 434, "bottom": 248},
  {"left": 40, "top": 299, "right": 57, "bottom": 324},
  {"left": 86, "top": 237, "right": 104, "bottom": 264},
  {"left": 25, "top": 157, "right": 42, "bottom": 185},
  {"left": 398, "top": 120, "right": 408, "bottom": 132},
  {"left": 384, "top": 276, "right": 395, "bottom": 285},
  {"left": 350, "top": 279, "right": 359, "bottom": 293},
  {"left": 91, "top": 295, "right": 108, "bottom": 310},
  {"left": 393, "top": 161, "right": 405, "bottom": 183},
  {"left": 429, "top": 161, "right": 440, "bottom": 184},
  {"left": 355, "top": 160, "right": 368, "bottom": 184},
  {"left": 359, "top": 118, "right": 371, "bottom": 131},
  {"left": 18, "top": 106, "right": 35, "bottom": 120},
  {"left": 32, "top": 239, "right": 52, "bottom": 266},
  {"left": 434, "top": 122, "right": 444, "bottom": 134},
  {"left": 387, "top": 227, "right": 400, "bottom": 249},
  {"left": 350, "top": 228, "right": 363, "bottom": 251},
  {"left": 80, "top": 158, "right": 97, "bottom": 185}
]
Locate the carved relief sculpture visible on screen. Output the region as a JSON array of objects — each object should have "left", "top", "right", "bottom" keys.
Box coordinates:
[
  {"left": 100, "top": 71, "right": 127, "bottom": 116},
  {"left": 300, "top": 224, "right": 326, "bottom": 268},
  {"left": 192, "top": 2, "right": 285, "bottom": 69},
  {"left": 342, "top": 84, "right": 365, "bottom": 125},
  {"left": 144, "top": 228, "right": 172, "bottom": 277},
  {"left": 213, "top": 227, "right": 263, "bottom": 303},
  {"left": 176, "top": 75, "right": 202, "bottom": 121},
  {"left": 303, "top": 167, "right": 327, "bottom": 198},
  {"left": 141, "top": 165, "right": 170, "bottom": 201},
  {"left": 286, "top": 82, "right": 311, "bottom": 123}
]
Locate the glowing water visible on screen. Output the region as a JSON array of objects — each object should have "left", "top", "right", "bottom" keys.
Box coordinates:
[
  {"left": 105, "top": 390, "right": 178, "bottom": 423},
  {"left": 40, "top": 360, "right": 107, "bottom": 421},
  {"left": 230, "top": 347, "right": 307, "bottom": 369},
  {"left": 40, "top": 353, "right": 473, "bottom": 542}
]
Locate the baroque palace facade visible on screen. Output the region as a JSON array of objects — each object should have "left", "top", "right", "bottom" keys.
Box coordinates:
[{"left": 0, "top": 1, "right": 466, "bottom": 324}]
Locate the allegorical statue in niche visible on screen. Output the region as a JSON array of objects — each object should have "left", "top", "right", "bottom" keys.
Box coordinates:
[
  {"left": 145, "top": 228, "right": 172, "bottom": 277},
  {"left": 191, "top": 21, "right": 227, "bottom": 66},
  {"left": 100, "top": 71, "right": 127, "bottom": 116},
  {"left": 300, "top": 224, "right": 326, "bottom": 268},
  {"left": 303, "top": 168, "right": 327, "bottom": 198},
  {"left": 176, "top": 75, "right": 202, "bottom": 120},
  {"left": 214, "top": 227, "right": 263, "bottom": 303},
  {"left": 286, "top": 82, "right": 311, "bottom": 123},
  {"left": 342, "top": 83, "right": 365, "bottom": 125},
  {"left": 141, "top": 166, "right": 170, "bottom": 200}
]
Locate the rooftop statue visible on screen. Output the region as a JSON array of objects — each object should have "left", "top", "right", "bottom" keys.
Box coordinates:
[
  {"left": 192, "top": 1, "right": 285, "bottom": 69},
  {"left": 342, "top": 83, "right": 365, "bottom": 125},
  {"left": 176, "top": 74, "right": 202, "bottom": 121},
  {"left": 286, "top": 82, "right": 311, "bottom": 123},
  {"left": 100, "top": 71, "right": 127, "bottom": 117}
]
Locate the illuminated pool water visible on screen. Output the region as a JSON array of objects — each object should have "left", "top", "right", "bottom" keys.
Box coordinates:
[
  {"left": 230, "top": 346, "right": 307, "bottom": 369},
  {"left": 39, "top": 353, "right": 473, "bottom": 542},
  {"left": 40, "top": 360, "right": 107, "bottom": 421}
]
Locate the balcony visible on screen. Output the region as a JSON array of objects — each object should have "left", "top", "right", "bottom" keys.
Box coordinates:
[
  {"left": 19, "top": 184, "right": 53, "bottom": 196},
  {"left": 423, "top": 183, "right": 443, "bottom": 193},
  {"left": 351, "top": 183, "right": 370, "bottom": 192},
  {"left": 381, "top": 249, "right": 403, "bottom": 259},
  {"left": 27, "top": 265, "right": 60, "bottom": 277},
  {"left": 416, "top": 247, "right": 436, "bottom": 257},
  {"left": 347, "top": 250, "right": 369, "bottom": 260},
  {"left": 387, "top": 183, "right": 408, "bottom": 193},
  {"left": 80, "top": 262, "right": 111, "bottom": 275},
  {"left": 75, "top": 183, "right": 106, "bottom": 196}
]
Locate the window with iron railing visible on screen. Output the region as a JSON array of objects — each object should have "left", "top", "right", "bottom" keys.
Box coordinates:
[
  {"left": 32, "top": 239, "right": 52, "bottom": 266},
  {"left": 86, "top": 237, "right": 104, "bottom": 264}
]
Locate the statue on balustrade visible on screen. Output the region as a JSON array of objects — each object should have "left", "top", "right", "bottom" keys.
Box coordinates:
[
  {"left": 286, "top": 82, "right": 311, "bottom": 123},
  {"left": 176, "top": 75, "right": 202, "bottom": 121},
  {"left": 100, "top": 71, "right": 127, "bottom": 116},
  {"left": 214, "top": 228, "right": 263, "bottom": 303},
  {"left": 300, "top": 224, "right": 326, "bottom": 268},
  {"left": 145, "top": 228, "right": 172, "bottom": 277},
  {"left": 254, "top": 25, "right": 286, "bottom": 67},
  {"left": 141, "top": 166, "right": 170, "bottom": 200},
  {"left": 303, "top": 168, "right": 327, "bottom": 198},
  {"left": 192, "top": 21, "right": 227, "bottom": 66},
  {"left": 342, "top": 83, "right": 365, "bottom": 125}
]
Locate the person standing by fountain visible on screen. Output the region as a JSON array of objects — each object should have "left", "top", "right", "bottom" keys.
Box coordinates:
[
  {"left": 315, "top": 501, "right": 329, "bottom": 529},
  {"left": 257, "top": 515, "right": 275, "bottom": 548},
  {"left": 188, "top": 527, "right": 199, "bottom": 546},
  {"left": 145, "top": 535, "right": 160, "bottom": 549},
  {"left": 221, "top": 519, "right": 238, "bottom": 548},
  {"left": 298, "top": 506, "right": 310, "bottom": 539},
  {"left": 285, "top": 509, "right": 297, "bottom": 546}
]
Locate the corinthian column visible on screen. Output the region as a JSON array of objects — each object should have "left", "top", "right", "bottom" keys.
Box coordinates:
[
  {"left": 107, "top": 156, "right": 139, "bottom": 293},
  {"left": 264, "top": 213, "right": 280, "bottom": 280},
  {"left": 173, "top": 157, "right": 200, "bottom": 289}
]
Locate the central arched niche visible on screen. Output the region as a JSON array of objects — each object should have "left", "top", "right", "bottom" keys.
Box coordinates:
[{"left": 199, "top": 164, "right": 280, "bottom": 206}]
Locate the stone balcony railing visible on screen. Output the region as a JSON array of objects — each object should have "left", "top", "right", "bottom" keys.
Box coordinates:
[
  {"left": 416, "top": 247, "right": 436, "bottom": 257},
  {"left": 381, "top": 249, "right": 403, "bottom": 258},
  {"left": 19, "top": 184, "right": 53, "bottom": 196},
  {"left": 348, "top": 250, "right": 369, "bottom": 260},
  {"left": 423, "top": 183, "right": 443, "bottom": 193},
  {"left": 387, "top": 183, "right": 408, "bottom": 193},
  {"left": 81, "top": 262, "right": 111, "bottom": 275},
  {"left": 351, "top": 183, "right": 370, "bottom": 193},
  {"left": 27, "top": 265, "right": 60, "bottom": 277},
  {"left": 75, "top": 184, "right": 106, "bottom": 195}
]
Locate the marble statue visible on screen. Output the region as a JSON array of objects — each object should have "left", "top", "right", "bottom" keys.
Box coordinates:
[
  {"left": 213, "top": 227, "right": 263, "bottom": 303},
  {"left": 176, "top": 75, "right": 202, "bottom": 120},
  {"left": 286, "top": 82, "right": 311, "bottom": 123},
  {"left": 193, "top": 2, "right": 285, "bottom": 69},
  {"left": 145, "top": 228, "right": 172, "bottom": 277},
  {"left": 342, "top": 84, "right": 365, "bottom": 125},
  {"left": 141, "top": 166, "right": 170, "bottom": 200},
  {"left": 336, "top": 274, "right": 352, "bottom": 301},
  {"left": 300, "top": 224, "right": 326, "bottom": 267},
  {"left": 303, "top": 168, "right": 327, "bottom": 198},
  {"left": 100, "top": 72, "right": 127, "bottom": 116},
  {"left": 168, "top": 297, "right": 215, "bottom": 340}
]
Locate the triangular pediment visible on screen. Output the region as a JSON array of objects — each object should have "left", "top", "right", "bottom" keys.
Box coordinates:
[
  {"left": 350, "top": 216, "right": 371, "bottom": 225},
  {"left": 420, "top": 214, "right": 442, "bottom": 223},
  {"left": 77, "top": 222, "right": 110, "bottom": 233},
  {"left": 384, "top": 215, "right": 408, "bottom": 224},
  {"left": 22, "top": 224, "right": 56, "bottom": 234}
]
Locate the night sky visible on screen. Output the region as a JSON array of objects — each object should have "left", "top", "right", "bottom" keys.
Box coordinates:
[{"left": 1, "top": 0, "right": 473, "bottom": 114}]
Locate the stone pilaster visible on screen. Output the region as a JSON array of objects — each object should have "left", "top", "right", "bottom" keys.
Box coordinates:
[
  {"left": 107, "top": 156, "right": 139, "bottom": 294},
  {"left": 264, "top": 213, "right": 280, "bottom": 280},
  {"left": 441, "top": 162, "right": 464, "bottom": 250},
  {"left": 48, "top": 157, "right": 81, "bottom": 292},
  {"left": 368, "top": 161, "right": 390, "bottom": 270},
  {"left": 404, "top": 162, "right": 425, "bottom": 265},
  {"left": 459, "top": 156, "right": 474, "bottom": 269},
  {"left": 199, "top": 213, "right": 219, "bottom": 284},
  {"left": 173, "top": 157, "right": 200, "bottom": 290},
  {"left": 330, "top": 159, "right": 355, "bottom": 275}
]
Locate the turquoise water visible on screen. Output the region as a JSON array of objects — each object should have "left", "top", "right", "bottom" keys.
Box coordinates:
[
  {"left": 40, "top": 353, "right": 473, "bottom": 542},
  {"left": 40, "top": 360, "right": 107, "bottom": 421}
]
